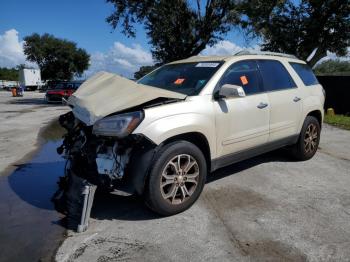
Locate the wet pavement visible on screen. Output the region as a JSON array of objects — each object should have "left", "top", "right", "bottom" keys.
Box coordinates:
[
  {"left": 0, "top": 126, "right": 66, "bottom": 262},
  {"left": 0, "top": 91, "right": 69, "bottom": 175}
]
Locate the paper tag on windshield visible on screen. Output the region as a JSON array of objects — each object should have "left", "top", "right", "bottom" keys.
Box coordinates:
[
  {"left": 240, "top": 75, "right": 248, "bottom": 85},
  {"left": 174, "top": 78, "right": 185, "bottom": 85},
  {"left": 195, "top": 62, "right": 220, "bottom": 68}
]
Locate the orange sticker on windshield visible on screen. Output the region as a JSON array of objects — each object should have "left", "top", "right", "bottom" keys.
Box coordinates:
[
  {"left": 174, "top": 78, "right": 185, "bottom": 85},
  {"left": 240, "top": 75, "right": 248, "bottom": 85}
]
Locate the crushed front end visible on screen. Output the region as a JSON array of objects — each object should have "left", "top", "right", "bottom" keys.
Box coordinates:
[{"left": 57, "top": 111, "right": 157, "bottom": 195}]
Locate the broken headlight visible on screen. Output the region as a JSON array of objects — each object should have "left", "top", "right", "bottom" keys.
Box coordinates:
[{"left": 92, "top": 111, "right": 143, "bottom": 137}]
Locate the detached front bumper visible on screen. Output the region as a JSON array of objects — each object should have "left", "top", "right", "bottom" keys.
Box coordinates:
[{"left": 58, "top": 111, "right": 158, "bottom": 195}]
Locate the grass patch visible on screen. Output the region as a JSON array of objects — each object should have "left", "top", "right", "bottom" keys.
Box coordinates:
[{"left": 324, "top": 114, "right": 350, "bottom": 130}]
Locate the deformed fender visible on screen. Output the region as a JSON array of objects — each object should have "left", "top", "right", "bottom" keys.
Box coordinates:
[
  {"left": 122, "top": 135, "right": 160, "bottom": 195},
  {"left": 135, "top": 112, "right": 217, "bottom": 159}
]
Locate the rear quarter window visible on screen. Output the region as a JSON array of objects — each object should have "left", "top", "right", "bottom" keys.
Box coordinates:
[{"left": 290, "top": 62, "right": 319, "bottom": 86}]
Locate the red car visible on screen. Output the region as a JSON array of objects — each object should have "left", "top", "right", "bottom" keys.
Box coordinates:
[{"left": 46, "top": 81, "right": 83, "bottom": 103}]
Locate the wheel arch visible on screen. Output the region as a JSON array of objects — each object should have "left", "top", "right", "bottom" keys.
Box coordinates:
[
  {"left": 129, "top": 132, "right": 211, "bottom": 195},
  {"left": 160, "top": 132, "right": 212, "bottom": 172},
  {"left": 306, "top": 109, "right": 323, "bottom": 127}
]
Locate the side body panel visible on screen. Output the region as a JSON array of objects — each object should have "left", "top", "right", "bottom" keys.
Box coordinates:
[
  {"left": 263, "top": 60, "right": 304, "bottom": 142},
  {"left": 298, "top": 85, "right": 325, "bottom": 131},
  {"left": 134, "top": 96, "right": 218, "bottom": 158},
  {"left": 134, "top": 55, "right": 325, "bottom": 171},
  {"left": 282, "top": 61, "right": 325, "bottom": 132},
  {"left": 266, "top": 88, "right": 302, "bottom": 141},
  {"left": 214, "top": 94, "right": 270, "bottom": 157}
]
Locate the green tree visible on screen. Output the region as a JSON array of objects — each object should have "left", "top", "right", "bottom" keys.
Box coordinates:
[
  {"left": 107, "top": 0, "right": 349, "bottom": 66},
  {"left": 134, "top": 65, "right": 157, "bottom": 79},
  {"left": 314, "top": 59, "right": 350, "bottom": 75},
  {"left": 106, "top": 0, "right": 241, "bottom": 63},
  {"left": 0, "top": 67, "right": 19, "bottom": 81},
  {"left": 16, "top": 64, "right": 26, "bottom": 70},
  {"left": 241, "top": 0, "right": 350, "bottom": 67},
  {"left": 23, "top": 33, "right": 90, "bottom": 80}
]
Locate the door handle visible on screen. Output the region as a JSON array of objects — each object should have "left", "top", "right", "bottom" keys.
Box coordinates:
[
  {"left": 257, "top": 102, "right": 268, "bottom": 109},
  {"left": 293, "top": 96, "right": 301, "bottom": 102}
]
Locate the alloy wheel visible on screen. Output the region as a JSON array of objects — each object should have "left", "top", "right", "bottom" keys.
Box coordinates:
[
  {"left": 160, "top": 154, "right": 199, "bottom": 205},
  {"left": 304, "top": 123, "right": 318, "bottom": 154}
]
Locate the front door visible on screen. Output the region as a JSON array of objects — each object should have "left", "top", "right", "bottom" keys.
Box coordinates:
[{"left": 214, "top": 60, "right": 270, "bottom": 158}]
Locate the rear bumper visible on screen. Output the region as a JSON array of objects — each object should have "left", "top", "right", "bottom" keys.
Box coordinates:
[
  {"left": 46, "top": 94, "right": 70, "bottom": 103},
  {"left": 46, "top": 94, "right": 63, "bottom": 102}
]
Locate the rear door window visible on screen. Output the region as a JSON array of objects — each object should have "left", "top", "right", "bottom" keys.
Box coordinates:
[
  {"left": 290, "top": 62, "right": 319, "bottom": 86},
  {"left": 218, "top": 60, "right": 263, "bottom": 95},
  {"left": 257, "top": 60, "right": 296, "bottom": 91}
]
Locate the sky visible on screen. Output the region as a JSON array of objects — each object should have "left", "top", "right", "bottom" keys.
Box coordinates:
[{"left": 0, "top": 0, "right": 344, "bottom": 78}]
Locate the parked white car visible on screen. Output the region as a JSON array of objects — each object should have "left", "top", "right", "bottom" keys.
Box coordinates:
[{"left": 58, "top": 51, "right": 325, "bottom": 215}]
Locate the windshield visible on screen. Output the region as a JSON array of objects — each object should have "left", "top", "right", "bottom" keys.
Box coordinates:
[{"left": 138, "top": 62, "right": 223, "bottom": 95}]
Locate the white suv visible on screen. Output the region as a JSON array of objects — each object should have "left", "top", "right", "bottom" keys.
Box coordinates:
[{"left": 59, "top": 51, "right": 325, "bottom": 215}]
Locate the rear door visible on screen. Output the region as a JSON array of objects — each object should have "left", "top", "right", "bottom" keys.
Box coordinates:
[{"left": 257, "top": 59, "right": 302, "bottom": 142}]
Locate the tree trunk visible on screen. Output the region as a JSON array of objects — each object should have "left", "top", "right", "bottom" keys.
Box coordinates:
[{"left": 307, "top": 48, "right": 327, "bottom": 68}]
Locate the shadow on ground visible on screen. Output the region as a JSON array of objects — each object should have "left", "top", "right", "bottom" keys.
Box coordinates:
[
  {"left": 208, "top": 148, "right": 295, "bottom": 183},
  {"left": 91, "top": 149, "right": 295, "bottom": 222},
  {"left": 7, "top": 97, "right": 63, "bottom": 106}
]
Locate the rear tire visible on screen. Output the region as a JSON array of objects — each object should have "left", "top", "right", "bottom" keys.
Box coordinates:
[
  {"left": 145, "top": 141, "right": 207, "bottom": 216},
  {"left": 291, "top": 116, "right": 321, "bottom": 160}
]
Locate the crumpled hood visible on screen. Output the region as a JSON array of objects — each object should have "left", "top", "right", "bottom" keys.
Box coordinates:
[{"left": 68, "top": 72, "right": 186, "bottom": 125}]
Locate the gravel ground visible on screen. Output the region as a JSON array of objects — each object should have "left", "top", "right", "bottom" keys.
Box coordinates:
[
  {"left": 56, "top": 124, "right": 350, "bottom": 261},
  {"left": 0, "top": 91, "right": 68, "bottom": 176}
]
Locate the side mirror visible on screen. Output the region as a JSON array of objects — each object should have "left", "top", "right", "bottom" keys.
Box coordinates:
[{"left": 215, "top": 84, "right": 246, "bottom": 99}]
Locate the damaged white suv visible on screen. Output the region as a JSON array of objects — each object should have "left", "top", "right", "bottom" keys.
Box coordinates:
[{"left": 58, "top": 51, "right": 325, "bottom": 215}]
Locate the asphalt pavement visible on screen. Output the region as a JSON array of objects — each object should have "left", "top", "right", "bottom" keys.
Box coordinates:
[
  {"left": 1, "top": 90, "right": 349, "bottom": 262},
  {"left": 0, "top": 91, "right": 68, "bottom": 176},
  {"left": 56, "top": 125, "right": 350, "bottom": 261}
]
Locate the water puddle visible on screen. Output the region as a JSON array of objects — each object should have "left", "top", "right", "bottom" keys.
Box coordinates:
[{"left": 0, "top": 122, "right": 66, "bottom": 262}]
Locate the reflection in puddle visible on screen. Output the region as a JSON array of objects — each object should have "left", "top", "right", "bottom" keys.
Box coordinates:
[
  {"left": 40, "top": 119, "right": 65, "bottom": 143},
  {"left": 0, "top": 122, "right": 66, "bottom": 262}
]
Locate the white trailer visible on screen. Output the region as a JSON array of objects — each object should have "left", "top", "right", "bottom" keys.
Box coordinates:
[
  {"left": 0, "top": 80, "right": 19, "bottom": 90},
  {"left": 19, "top": 69, "right": 42, "bottom": 90}
]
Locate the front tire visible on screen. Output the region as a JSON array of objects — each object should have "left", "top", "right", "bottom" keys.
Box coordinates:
[
  {"left": 145, "top": 141, "right": 207, "bottom": 216},
  {"left": 291, "top": 116, "right": 321, "bottom": 160}
]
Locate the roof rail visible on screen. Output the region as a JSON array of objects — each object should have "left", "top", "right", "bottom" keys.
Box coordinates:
[{"left": 233, "top": 50, "right": 298, "bottom": 59}]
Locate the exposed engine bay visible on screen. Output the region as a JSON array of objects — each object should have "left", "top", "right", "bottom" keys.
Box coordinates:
[
  {"left": 52, "top": 72, "right": 188, "bottom": 231},
  {"left": 56, "top": 71, "right": 185, "bottom": 193},
  {"left": 57, "top": 92, "right": 184, "bottom": 196},
  {"left": 57, "top": 111, "right": 153, "bottom": 195},
  {"left": 54, "top": 110, "right": 158, "bottom": 232}
]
